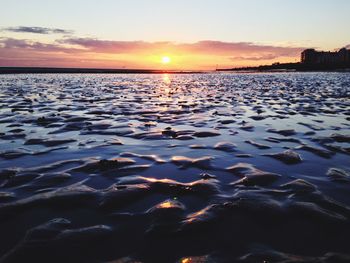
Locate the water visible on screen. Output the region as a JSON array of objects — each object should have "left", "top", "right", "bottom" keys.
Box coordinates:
[{"left": 0, "top": 72, "right": 349, "bottom": 262}]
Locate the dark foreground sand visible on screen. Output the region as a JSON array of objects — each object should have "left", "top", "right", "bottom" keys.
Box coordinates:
[{"left": 0, "top": 72, "right": 349, "bottom": 262}]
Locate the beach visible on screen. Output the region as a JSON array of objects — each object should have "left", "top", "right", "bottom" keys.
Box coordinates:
[{"left": 0, "top": 72, "right": 350, "bottom": 262}]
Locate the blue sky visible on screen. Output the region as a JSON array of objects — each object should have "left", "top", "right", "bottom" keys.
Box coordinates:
[{"left": 1, "top": 0, "right": 349, "bottom": 46}]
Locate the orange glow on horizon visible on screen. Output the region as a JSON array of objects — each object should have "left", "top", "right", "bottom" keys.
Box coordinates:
[{"left": 0, "top": 38, "right": 302, "bottom": 70}]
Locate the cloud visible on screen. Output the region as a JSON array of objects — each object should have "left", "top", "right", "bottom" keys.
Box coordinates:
[
  {"left": 184, "top": 41, "right": 302, "bottom": 55},
  {"left": 0, "top": 36, "right": 306, "bottom": 69},
  {"left": 230, "top": 54, "right": 281, "bottom": 61},
  {"left": 61, "top": 37, "right": 304, "bottom": 57},
  {"left": 2, "top": 36, "right": 303, "bottom": 58},
  {"left": 0, "top": 38, "right": 81, "bottom": 53},
  {"left": 2, "top": 26, "right": 73, "bottom": 35},
  {"left": 60, "top": 38, "right": 169, "bottom": 53}
]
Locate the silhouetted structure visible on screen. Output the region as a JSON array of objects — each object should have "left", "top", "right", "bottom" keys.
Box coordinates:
[
  {"left": 301, "top": 48, "right": 350, "bottom": 65},
  {"left": 218, "top": 47, "right": 350, "bottom": 72}
]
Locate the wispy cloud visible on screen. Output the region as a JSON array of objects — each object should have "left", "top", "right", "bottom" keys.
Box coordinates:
[
  {"left": 0, "top": 38, "right": 80, "bottom": 53},
  {"left": 180, "top": 41, "right": 301, "bottom": 55},
  {"left": 2, "top": 26, "right": 73, "bottom": 35},
  {"left": 0, "top": 35, "right": 306, "bottom": 69},
  {"left": 61, "top": 37, "right": 304, "bottom": 57},
  {"left": 60, "top": 38, "right": 157, "bottom": 53},
  {"left": 230, "top": 54, "right": 281, "bottom": 61}
]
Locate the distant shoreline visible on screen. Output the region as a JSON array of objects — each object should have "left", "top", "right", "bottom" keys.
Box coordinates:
[
  {"left": 0, "top": 67, "right": 205, "bottom": 75},
  {"left": 1, "top": 66, "right": 350, "bottom": 75},
  {"left": 217, "top": 62, "right": 350, "bottom": 73}
]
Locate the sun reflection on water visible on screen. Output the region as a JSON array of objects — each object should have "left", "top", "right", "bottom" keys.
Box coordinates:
[
  {"left": 158, "top": 201, "right": 173, "bottom": 208},
  {"left": 163, "top": 73, "right": 171, "bottom": 85}
]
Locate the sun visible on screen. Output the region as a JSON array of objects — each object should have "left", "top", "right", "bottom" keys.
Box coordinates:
[{"left": 161, "top": 56, "right": 171, "bottom": 64}]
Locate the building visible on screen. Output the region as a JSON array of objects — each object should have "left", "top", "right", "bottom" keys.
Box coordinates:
[{"left": 301, "top": 48, "right": 350, "bottom": 65}]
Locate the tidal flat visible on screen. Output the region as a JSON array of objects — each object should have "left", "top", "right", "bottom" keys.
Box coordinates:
[{"left": 0, "top": 72, "right": 349, "bottom": 262}]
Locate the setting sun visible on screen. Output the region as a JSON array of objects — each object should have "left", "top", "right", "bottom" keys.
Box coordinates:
[{"left": 161, "top": 56, "right": 171, "bottom": 64}]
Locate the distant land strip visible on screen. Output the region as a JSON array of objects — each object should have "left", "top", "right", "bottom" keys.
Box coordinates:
[
  {"left": 0, "top": 67, "right": 205, "bottom": 74},
  {"left": 217, "top": 62, "right": 350, "bottom": 72}
]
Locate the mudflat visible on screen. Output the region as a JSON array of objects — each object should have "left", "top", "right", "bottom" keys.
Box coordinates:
[{"left": 0, "top": 72, "right": 349, "bottom": 262}]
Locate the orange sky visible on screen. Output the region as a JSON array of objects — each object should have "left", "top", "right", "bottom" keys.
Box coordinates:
[
  {"left": 1, "top": 1, "right": 349, "bottom": 70},
  {"left": 0, "top": 36, "right": 303, "bottom": 70}
]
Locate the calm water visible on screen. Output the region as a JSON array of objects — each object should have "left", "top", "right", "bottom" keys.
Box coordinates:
[{"left": 0, "top": 72, "right": 350, "bottom": 262}]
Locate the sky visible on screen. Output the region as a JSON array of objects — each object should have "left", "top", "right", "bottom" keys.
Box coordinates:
[{"left": 0, "top": 0, "right": 349, "bottom": 70}]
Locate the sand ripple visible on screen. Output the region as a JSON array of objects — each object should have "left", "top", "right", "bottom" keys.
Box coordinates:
[{"left": 0, "top": 73, "right": 349, "bottom": 262}]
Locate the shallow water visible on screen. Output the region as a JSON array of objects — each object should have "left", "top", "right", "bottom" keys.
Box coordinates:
[{"left": 0, "top": 72, "right": 349, "bottom": 262}]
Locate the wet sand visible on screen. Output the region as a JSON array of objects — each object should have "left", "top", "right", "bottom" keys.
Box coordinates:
[{"left": 0, "top": 72, "right": 349, "bottom": 262}]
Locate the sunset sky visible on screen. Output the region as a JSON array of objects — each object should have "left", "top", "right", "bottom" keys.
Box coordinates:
[{"left": 1, "top": 0, "right": 349, "bottom": 70}]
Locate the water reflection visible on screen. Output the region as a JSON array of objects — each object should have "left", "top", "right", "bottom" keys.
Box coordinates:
[
  {"left": 162, "top": 73, "right": 171, "bottom": 85},
  {"left": 0, "top": 73, "right": 350, "bottom": 262}
]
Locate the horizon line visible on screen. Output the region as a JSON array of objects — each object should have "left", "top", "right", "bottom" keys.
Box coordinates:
[{"left": 0, "top": 66, "right": 210, "bottom": 74}]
